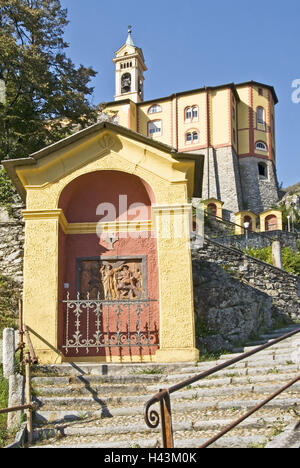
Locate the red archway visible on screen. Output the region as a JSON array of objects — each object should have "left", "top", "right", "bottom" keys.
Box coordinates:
[
  {"left": 57, "top": 171, "right": 159, "bottom": 360},
  {"left": 243, "top": 215, "right": 253, "bottom": 232},
  {"left": 265, "top": 215, "right": 278, "bottom": 231},
  {"left": 207, "top": 203, "right": 217, "bottom": 217}
]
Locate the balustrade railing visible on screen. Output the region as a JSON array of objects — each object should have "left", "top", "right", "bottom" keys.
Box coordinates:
[
  {"left": 144, "top": 327, "right": 300, "bottom": 448},
  {"left": 62, "top": 293, "right": 158, "bottom": 355}
]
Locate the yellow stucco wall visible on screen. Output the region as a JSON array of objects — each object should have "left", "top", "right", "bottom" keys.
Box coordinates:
[
  {"left": 104, "top": 84, "right": 276, "bottom": 162},
  {"left": 177, "top": 92, "right": 208, "bottom": 150},
  {"left": 259, "top": 209, "right": 283, "bottom": 232},
  {"left": 235, "top": 211, "right": 257, "bottom": 235},
  {"left": 210, "top": 89, "right": 230, "bottom": 147},
  {"left": 19, "top": 128, "right": 199, "bottom": 364},
  {"left": 236, "top": 85, "right": 250, "bottom": 156}
]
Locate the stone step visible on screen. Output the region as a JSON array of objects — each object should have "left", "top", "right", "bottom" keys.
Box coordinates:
[
  {"left": 166, "top": 366, "right": 299, "bottom": 382},
  {"left": 33, "top": 372, "right": 299, "bottom": 397},
  {"left": 29, "top": 434, "right": 269, "bottom": 449},
  {"left": 219, "top": 351, "right": 294, "bottom": 361},
  {"left": 34, "top": 397, "right": 300, "bottom": 425},
  {"left": 211, "top": 357, "right": 298, "bottom": 367},
  {"left": 32, "top": 415, "right": 293, "bottom": 441},
  {"left": 149, "top": 373, "right": 300, "bottom": 391},
  {"left": 32, "top": 374, "right": 164, "bottom": 387},
  {"left": 34, "top": 383, "right": 148, "bottom": 397},
  {"left": 33, "top": 362, "right": 192, "bottom": 378},
  {"left": 34, "top": 383, "right": 300, "bottom": 411}
]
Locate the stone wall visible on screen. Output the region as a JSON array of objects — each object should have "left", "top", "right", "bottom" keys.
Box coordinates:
[
  {"left": 0, "top": 205, "right": 24, "bottom": 284},
  {"left": 192, "top": 246, "right": 275, "bottom": 353},
  {"left": 193, "top": 238, "right": 300, "bottom": 337},
  {"left": 201, "top": 146, "right": 244, "bottom": 221},
  {"left": 238, "top": 157, "right": 279, "bottom": 213},
  {"left": 213, "top": 230, "right": 298, "bottom": 252}
]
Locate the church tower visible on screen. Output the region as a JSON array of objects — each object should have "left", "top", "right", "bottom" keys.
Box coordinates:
[{"left": 113, "top": 27, "right": 147, "bottom": 103}]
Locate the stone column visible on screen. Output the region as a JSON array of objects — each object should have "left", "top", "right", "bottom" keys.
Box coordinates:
[
  {"left": 3, "top": 328, "right": 15, "bottom": 378},
  {"left": 7, "top": 374, "right": 25, "bottom": 430},
  {"left": 153, "top": 204, "right": 199, "bottom": 363},
  {"left": 272, "top": 240, "right": 282, "bottom": 269}
]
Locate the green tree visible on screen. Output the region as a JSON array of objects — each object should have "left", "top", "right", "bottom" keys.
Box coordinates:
[{"left": 0, "top": 0, "right": 98, "bottom": 162}]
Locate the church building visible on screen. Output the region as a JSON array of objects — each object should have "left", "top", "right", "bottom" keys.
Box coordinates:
[{"left": 103, "top": 27, "right": 280, "bottom": 220}]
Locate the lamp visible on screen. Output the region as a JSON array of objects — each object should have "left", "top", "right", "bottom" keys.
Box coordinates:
[{"left": 244, "top": 221, "right": 250, "bottom": 254}]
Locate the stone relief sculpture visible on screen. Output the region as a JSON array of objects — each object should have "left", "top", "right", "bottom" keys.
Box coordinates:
[
  {"left": 100, "top": 262, "right": 144, "bottom": 299},
  {"left": 79, "top": 259, "right": 144, "bottom": 300}
]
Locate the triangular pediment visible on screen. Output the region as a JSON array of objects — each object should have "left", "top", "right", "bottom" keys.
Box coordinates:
[{"left": 3, "top": 122, "right": 196, "bottom": 202}]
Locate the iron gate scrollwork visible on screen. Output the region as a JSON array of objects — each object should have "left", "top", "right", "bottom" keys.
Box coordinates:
[{"left": 62, "top": 292, "right": 158, "bottom": 355}]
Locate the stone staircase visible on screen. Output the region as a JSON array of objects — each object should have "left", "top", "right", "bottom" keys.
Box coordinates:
[{"left": 29, "top": 324, "right": 300, "bottom": 449}]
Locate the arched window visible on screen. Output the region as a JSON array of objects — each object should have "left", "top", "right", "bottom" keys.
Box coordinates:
[
  {"left": 192, "top": 131, "right": 199, "bottom": 142},
  {"left": 256, "top": 141, "right": 268, "bottom": 152},
  {"left": 207, "top": 203, "right": 217, "bottom": 217},
  {"left": 185, "top": 107, "right": 192, "bottom": 121},
  {"left": 148, "top": 104, "right": 162, "bottom": 114},
  {"left": 185, "top": 131, "right": 199, "bottom": 144},
  {"left": 257, "top": 106, "right": 265, "bottom": 128},
  {"left": 265, "top": 215, "right": 278, "bottom": 231},
  {"left": 185, "top": 106, "right": 198, "bottom": 121},
  {"left": 121, "top": 73, "right": 131, "bottom": 94},
  {"left": 148, "top": 120, "right": 162, "bottom": 137}
]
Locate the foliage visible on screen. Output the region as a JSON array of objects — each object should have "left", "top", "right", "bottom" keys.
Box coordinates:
[
  {"left": 247, "top": 246, "right": 300, "bottom": 276},
  {"left": 0, "top": 275, "right": 20, "bottom": 337},
  {"left": 0, "top": 366, "right": 9, "bottom": 448},
  {"left": 0, "top": 0, "right": 98, "bottom": 162},
  {"left": 275, "top": 202, "right": 300, "bottom": 232},
  {"left": 0, "top": 167, "right": 17, "bottom": 212}
]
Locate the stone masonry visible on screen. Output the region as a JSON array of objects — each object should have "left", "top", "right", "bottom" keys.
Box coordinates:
[
  {"left": 239, "top": 157, "right": 279, "bottom": 214},
  {"left": 193, "top": 238, "right": 300, "bottom": 333},
  {"left": 0, "top": 205, "right": 24, "bottom": 284}
]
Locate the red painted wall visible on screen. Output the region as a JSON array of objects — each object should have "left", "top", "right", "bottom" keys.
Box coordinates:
[{"left": 59, "top": 170, "right": 155, "bottom": 223}]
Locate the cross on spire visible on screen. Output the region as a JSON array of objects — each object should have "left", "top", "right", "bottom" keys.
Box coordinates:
[{"left": 126, "top": 25, "right": 134, "bottom": 46}]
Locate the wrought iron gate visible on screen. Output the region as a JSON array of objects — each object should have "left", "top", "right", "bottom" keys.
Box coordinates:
[{"left": 62, "top": 293, "right": 158, "bottom": 355}]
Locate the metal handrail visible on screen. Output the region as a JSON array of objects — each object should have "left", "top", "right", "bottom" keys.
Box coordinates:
[
  {"left": 1, "top": 299, "right": 39, "bottom": 445},
  {"left": 199, "top": 375, "right": 299, "bottom": 448},
  {"left": 144, "top": 327, "right": 300, "bottom": 448},
  {"left": 203, "top": 211, "right": 280, "bottom": 244}
]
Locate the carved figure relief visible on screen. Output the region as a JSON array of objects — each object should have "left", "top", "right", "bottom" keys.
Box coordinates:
[{"left": 78, "top": 258, "right": 145, "bottom": 300}]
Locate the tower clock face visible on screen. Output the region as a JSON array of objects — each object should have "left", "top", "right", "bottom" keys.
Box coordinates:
[{"left": 121, "top": 73, "right": 131, "bottom": 93}]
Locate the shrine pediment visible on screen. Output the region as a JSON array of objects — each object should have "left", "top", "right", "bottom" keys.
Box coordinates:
[{"left": 3, "top": 122, "right": 198, "bottom": 205}]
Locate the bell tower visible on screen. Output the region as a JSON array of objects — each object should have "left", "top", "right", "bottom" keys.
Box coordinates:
[{"left": 113, "top": 26, "right": 147, "bottom": 103}]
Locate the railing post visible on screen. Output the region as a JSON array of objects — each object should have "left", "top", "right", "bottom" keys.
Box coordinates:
[
  {"left": 272, "top": 240, "right": 282, "bottom": 269},
  {"left": 25, "top": 352, "right": 33, "bottom": 445},
  {"left": 18, "top": 299, "right": 25, "bottom": 366},
  {"left": 159, "top": 390, "right": 174, "bottom": 448}
]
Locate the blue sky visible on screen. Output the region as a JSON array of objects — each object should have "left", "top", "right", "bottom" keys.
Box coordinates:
[{"left": 61, "top": 0, "right": 300, "bottom": 188}]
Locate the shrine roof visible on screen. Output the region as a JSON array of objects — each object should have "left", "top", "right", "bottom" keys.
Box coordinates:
[{"left": 2, "top": 121, "right": 204, "bottom": 201}]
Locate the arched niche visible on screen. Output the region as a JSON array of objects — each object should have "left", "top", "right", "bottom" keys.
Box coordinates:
[{"left": 58, "top": 170, "right": 156, "bottom": 223}]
